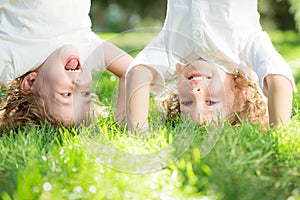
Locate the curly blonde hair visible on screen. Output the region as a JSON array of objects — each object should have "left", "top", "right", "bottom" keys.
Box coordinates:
[
  {"left": 155, "top": 70, "right": 269, "bottom": 128},
  {"left": 228, "top": 70, "right": 268, "bottom": 128}
]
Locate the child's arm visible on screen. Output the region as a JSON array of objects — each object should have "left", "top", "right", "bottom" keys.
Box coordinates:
[
  {"left": 264, "top": 74, "right": 293, "bottom": 126},
  {"left": 125, "top": 65, "right": 157, "bottom": 131},
  {"left": 103, "top": 42, "right": 133, "bottom": 123}
]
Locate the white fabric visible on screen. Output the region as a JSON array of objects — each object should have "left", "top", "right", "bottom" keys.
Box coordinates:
[
  {"left": 0, "top": 0, "right": 7, "bottom": 6},
  {"left": 127, "top": 0, "right": 296, "bottom": 93},
  {"left": 0, "top": 0, "right": 105, "bottom": 85}
]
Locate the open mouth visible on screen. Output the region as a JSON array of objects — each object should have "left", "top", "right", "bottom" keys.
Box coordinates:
[
  {"left": 188, "top": 73, "right": 204, "bottom": 81},
  {"left": 65, "top": 56, "right": 81, "bottom": 72}
]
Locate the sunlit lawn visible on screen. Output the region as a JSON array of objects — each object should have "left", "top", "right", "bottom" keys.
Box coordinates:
[{"left": 0, "top": 31, "right": 299, "bottom": 200}]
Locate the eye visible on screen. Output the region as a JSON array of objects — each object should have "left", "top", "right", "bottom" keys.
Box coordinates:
[
  {"left": 81, "top": 91, "right": 91, "bottom": 97},
  {"left": 206, "top": 100, "right": 217, "bottom": 106},
  {"left": 61, "top": 93, "right": 72, "bottom": 97},
  {"left": 181, "top": 100, "right": 193, "bottom": 106}
]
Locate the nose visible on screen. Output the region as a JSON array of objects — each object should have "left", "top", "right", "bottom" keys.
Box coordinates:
[
  {"left": 72, "top": 78, "right": 80, "bottom": 85},
  {"left": 71, "top": 76, "right": 89, "bottom": 87},
  {"left": 190, "top": 81, "right": 207, "bottom": 96},
  {"left": 70, "top": 67, "right": 91, "bottom": 85},
  {"left": 189, "top": 77, "right": 208, "bottom": 93},
  {"left": 72, "top": 71, "right": 92, "bottom": 91},
  {"left": 192, "top": 87, "right": 202, "bottom": 94}
]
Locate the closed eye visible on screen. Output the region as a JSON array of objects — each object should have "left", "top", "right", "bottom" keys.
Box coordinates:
[{"left": 181, "top": 100, "right": 193, "bottom": 106}]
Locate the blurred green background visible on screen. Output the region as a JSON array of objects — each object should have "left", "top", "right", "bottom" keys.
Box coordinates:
[{"left": 90, "top": 0, "right": 300, "bottom": 33}]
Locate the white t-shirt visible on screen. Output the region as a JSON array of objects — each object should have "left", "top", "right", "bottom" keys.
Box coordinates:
[
  {"left": 0, "top": 0, "right": 105, "bottom": 85},
  {"left": 128, "top": 0, "right": 296, "bottom": 94}
]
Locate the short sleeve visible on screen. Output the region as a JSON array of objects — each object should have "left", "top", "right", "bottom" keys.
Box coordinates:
[
  {"left": 126, "top": 30, "right": 185, "bottom": 95},
  {"left": 81, "top": 33, "right": 106, "bottom": 72},
  {"left": 243, "top": 31, "right": 296, "bottom": 91},
  {"left": 84, "top": 44, "right": 105, "bottom": 72}
]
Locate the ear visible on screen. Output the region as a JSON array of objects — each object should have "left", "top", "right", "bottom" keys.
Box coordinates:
[{"left": 20, "top": 72, "right": 38, "bottom": 94}]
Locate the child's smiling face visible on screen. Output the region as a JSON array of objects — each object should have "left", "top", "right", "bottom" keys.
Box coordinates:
[
  {"left": 177, "top": 59, "right": 239, "bottom": 125},
  {"left": 32, "top": 44, "right": 93, "bottom": 125}
]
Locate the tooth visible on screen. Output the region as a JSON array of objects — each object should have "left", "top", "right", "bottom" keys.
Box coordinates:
[{"left": 191, "top": 76, "right": 203, "bottom": 81}]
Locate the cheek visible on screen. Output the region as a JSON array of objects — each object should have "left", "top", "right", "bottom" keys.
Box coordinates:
[
  {"left": 209, "top": 80, "right": 226, "bottom": 97},
  {"left": 180, "top": 106, "right": 198, "bottom": 123},
  {"left": 33, "top": 74, "right": 52, "bottom": 95},
  {"left": 177, "top": 80, "right": 191, "bottom": 98},
  {"left": 177, "top": 79, "right": 185, "bottom": 92},
  {"left": 224, "top": 91, "right": 238, "bottom": 114},
  {"left": 39, "top": 67, "right": 64, "bottom": 87},
  {"left": 78, "top": 68, "right": 93, "bottom": 85},
  {"left": 74, "top": 103, "right": 91, "bottom": 124}
]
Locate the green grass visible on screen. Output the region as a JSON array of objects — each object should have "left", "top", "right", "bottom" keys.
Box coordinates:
[{"left": 0, "top": 31, "right": 300, "bottom": 200}]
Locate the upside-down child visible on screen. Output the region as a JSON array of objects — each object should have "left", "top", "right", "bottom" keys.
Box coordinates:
[
  {"left": 0, "top": 0, "right": 132, "bottom": 131},
  {"left": 125, "top": 0, "right": 295, "bottom": 131}
]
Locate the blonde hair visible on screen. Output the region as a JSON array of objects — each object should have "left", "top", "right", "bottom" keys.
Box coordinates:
[
  {"left": 228, "top": 70, "right": 268, "bottom": 128},
  {"left": 0, "top": 73, "right": 61, "bottom": 133},
  {"left": 155, "top": 70, "right": 269, "bottom": 128},
  {"left": 0, "top": 73, "right": 108, "bottom": 133}
]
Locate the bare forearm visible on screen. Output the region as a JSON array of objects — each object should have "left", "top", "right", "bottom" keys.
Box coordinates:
[
  {"left": 103, "top": 41, "right": 133, "bottom": 124},
  {"left": 264, "top": 74, "right": 293, "bottom": 127},
  {"left": 116, "top": 76, "right": 125, "bottom": 123},
  {"left": 104, "top": 42, "right": 132, "bottom": 77},
  {"left": 126, "top": 65, "right": 156, "bottom": 131}
]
